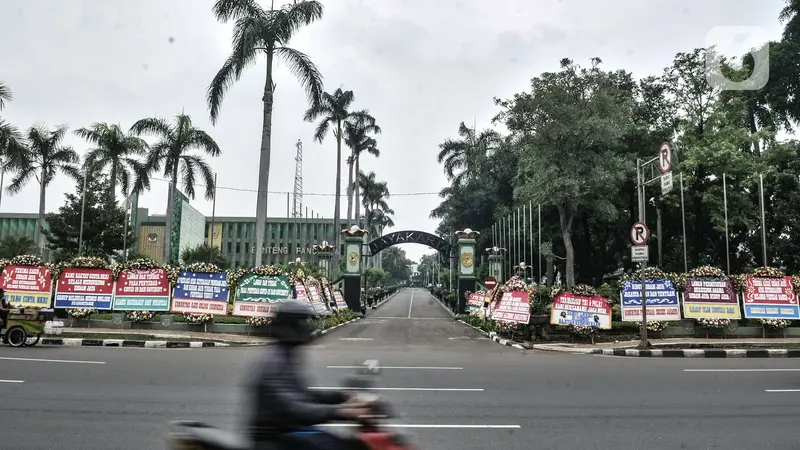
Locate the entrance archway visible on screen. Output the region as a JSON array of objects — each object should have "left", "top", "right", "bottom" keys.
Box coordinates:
[{"left": 366, "top": 230, "right": 453, "bottom": 265}]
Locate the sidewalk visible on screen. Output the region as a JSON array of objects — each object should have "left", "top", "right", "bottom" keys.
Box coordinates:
[
  {"left": 533, "top": 337, "right": 800, "bottom": 358},
  {"left": 58, "top": 327, "right": 272, "bottom": 344}
]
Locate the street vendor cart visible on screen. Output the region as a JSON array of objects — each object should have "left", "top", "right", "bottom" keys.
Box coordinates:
[{"left": 1, "top": 307, "right": 58, "bottom": 347}]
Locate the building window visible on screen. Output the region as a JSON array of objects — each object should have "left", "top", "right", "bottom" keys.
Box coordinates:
[
  {"left": 245, "top": 242, "right": 250, "bottom": 254},
  {"left": 236, "top": 242, "right": 241, "bottom": 253},
  {"left": 227, "top": 242, "right": 232, "bottom": 253}
]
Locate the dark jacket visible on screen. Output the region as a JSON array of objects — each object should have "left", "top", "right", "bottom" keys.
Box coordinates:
[{"left": 247, "top": 344, "right": 348, "bottom": 442}]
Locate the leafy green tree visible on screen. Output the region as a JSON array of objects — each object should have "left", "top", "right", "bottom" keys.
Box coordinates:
[
  {"left": 7, "top": 125, "right": 81, "bottom": 255},
  {"left": 436, "top": 122, "right": 500, "bottom": 188},
  {"left": 130, "top": 114, "right": 220, "bottom": 264},
  {"left": 495, "top": 58, "right": 635, "bottom": 288},
  {"left": 380, "top": 246, "right": 412, "bottom": 284},
  {"left": 42, "top": 173, "right": 136, "bottom": 261},
  {"left": 74, "top": 123, "right": 149, "bottom": 202},
  {"left": 181, "top": 244, "right": 229, "bottom": 269},
  {"left": 0, "top": 236, "right": 35, "bottom": 258},
  {"left": 207, "top": 0, "right": 325, "bottom": 268}
]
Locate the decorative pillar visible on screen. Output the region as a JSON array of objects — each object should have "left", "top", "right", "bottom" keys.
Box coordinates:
[
  {"left": 455, "top": 228, "right": 480, "bottom": 315},
  {"left": 313, "top": 241, "right": 334, "bottom": 279},
  {"left": 484, "top": 246, "right": 506, "bottom": 284},
  {"left": 341, "top": 225, "right": 368, "bottom": 311}
]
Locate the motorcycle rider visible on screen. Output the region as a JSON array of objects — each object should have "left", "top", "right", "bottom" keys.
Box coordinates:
[
  {"left": 0, "top": 289, "right": 9, "bottom": 329},
  {"left": 246, "top": 299, "right": 374, "bottom": 449}
]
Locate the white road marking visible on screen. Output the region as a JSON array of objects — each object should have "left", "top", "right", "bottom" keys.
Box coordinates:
[
  {"left": 766, "top": 389, "right": 800, "bottom": 393},
  {"left": 369, "top": 317, "right": 448, "bottom": 320},
  {"left": 310, "top": 387, "right": 483, "bottom": 392},
  {"left": 327, "top": 366, "right": 463, "bottom": 370},
  {"left": 686, "top": 369, "right": 800, "bottom": 372},
  {"left": 339, "top": 338, "right": 374, "bottom": 341},
  {"left": 408, "top": 290, "right": 415, "bottom": 318},
  {"left": 0, "top": 356, "right": 106, "bottom": 365},
  {"left": 323, "top": 424, "right": 520, "bottom": 429},
  {"left": 0, "top": 380, "right": 24, "bottom": 383}
]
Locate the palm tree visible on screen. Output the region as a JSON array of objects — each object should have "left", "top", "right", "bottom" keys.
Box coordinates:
[
  {"left": 359, "top": 170, "right": 393, "bottom": 269},
  {"left": 7, "top": 125, "right": 81, "bottom": 255},
  {"left": 437, "top": 122, "right": 500, "bottom": 187},
  {"left": 344, "top": 117, "right": 381, "bottom": 227},
  {"left": 130, "top": 114, "right": 220, "bottom": 264},
  {"left": 181, "top": 244, "right": 229, "bottom": 269},
  {"left": 74, "top": 123, "right": 149, "bottom": 202},
  {"left": 0, "top": 236, "right": 35, "bottom": 258},
  {"left": 0, "top": 82, "right": 25, "bottom": 210},
  {"left": 304, "top": 88, "right": 376, "bottom": 265},
  {"left": 207, "top": 0, "right": 325, "bottom": 268}
]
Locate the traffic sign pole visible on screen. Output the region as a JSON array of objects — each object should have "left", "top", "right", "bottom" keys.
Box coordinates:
[{"left": 635, "top": 160, "right": 649, "bottom": 349}]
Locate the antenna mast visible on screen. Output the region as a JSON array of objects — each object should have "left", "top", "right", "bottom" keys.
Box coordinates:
[{"left": 292, "top": 138, "right": 303, "bottom": 218}]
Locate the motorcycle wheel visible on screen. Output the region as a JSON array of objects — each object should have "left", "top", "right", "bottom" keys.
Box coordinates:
[{"left": 6, "top": 326, "right": 27, "bottom": 347}]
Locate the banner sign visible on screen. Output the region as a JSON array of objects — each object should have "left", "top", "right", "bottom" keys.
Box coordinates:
[
  {"left": 743, "top": 276, "right": 800, "bottom": 319},
  {"left": 171, "top": 271, "right": 229, "bottom": 315},
  {"left": 334, "top": 290, "right": 347, "bottom": 309},
  {"left": 682, "top": 278, "right": 741, "bottom": 319},
  {"left": 491, "top": 291, "right": 530, "bottom": 324},
  {"left": 112, "top": 268, "right": 170, "bottom": 311},
  {"left": 620, "top": 279, "right": 680, "bottom": 321},
  {"left": 295, "top": 282, "right": 311, "bottom": 307},
  {"left": 54, "top": 268, "right": 114, "bottom": 309},
  {"left": 306, "top": 281, "right": 330, "bottom": 315},
  {"left": 232, "top": 274, "right": 291, "bottom": 317},
  {"left": 1, "top": 265, "right": 52, "bottom": 308},
  {"left": 466, "top": 293, "right": 485, "bottom": 313},
  {"left": 550, "top": 292, "right": 612, "bottom": 329}
]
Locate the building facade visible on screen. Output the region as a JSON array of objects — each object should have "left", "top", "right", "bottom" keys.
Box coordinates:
[{"left": 0, "top": 210, "right": 337, "bottom": 269}]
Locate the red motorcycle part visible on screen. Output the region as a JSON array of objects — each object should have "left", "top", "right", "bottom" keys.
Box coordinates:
[{"left": 359, "top": 432, "right": 412, "bottom": 450}]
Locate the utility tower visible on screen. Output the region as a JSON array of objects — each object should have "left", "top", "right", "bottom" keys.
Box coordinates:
[{"left": 292, "top": 138, "right": 303, "bottom": 218}]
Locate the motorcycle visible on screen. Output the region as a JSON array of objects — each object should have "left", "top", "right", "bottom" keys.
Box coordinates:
[{"left": 166, "top": 360, "right": 415, "bottom": 450}]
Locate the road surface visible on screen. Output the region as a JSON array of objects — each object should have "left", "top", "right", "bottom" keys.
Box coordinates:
[{"left": 2, "top": 288, "right": 800, "bottom": 449}]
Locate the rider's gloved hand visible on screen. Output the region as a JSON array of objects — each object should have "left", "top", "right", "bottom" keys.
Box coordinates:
[{"left": 337, "top": 397, "right": 374, "bottom": 421}]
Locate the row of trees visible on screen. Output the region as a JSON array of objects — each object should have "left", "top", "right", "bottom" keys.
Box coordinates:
[
  {"left": 430, "top": 1, "right": 800, "bottom": 288},
  {"left": 0, "top": 0, "right": 398, "bottom": 267}
]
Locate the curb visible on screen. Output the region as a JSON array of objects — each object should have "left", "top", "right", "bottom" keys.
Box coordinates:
[
  {"left": 455, "top": 319, "right": 530, "bottom": 350},
  {"left": 40, "top": 338, "right": 229, "bottom": 348},
  {"left": 533, "top": 344, "right": 800, "bottom": 358},
  {"left": 370, "top": 291, "right": 399, "bottom": 310},
  {"left": 312, "top": 317, "right": 362, "bottom": 338}
]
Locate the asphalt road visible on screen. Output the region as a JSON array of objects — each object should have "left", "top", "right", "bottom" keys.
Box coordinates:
[{"left": 3, "top": 288, "right": 800, "bottom": 449}]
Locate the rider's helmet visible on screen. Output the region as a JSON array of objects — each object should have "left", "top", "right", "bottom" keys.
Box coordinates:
[{"left": 271, "top": 300, "right": 317, "bottom": 345}]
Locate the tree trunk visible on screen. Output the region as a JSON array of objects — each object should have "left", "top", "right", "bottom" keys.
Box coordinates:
[
  {"left": 164, "top": 165, "right": 179, "bottom": 264},
  {"left": 36, "top": 168, "right": 46, "bottom": 257},
  {"left": 346, "top": 152, "right": 354, "bottom": 226},
  {"left": 364, "top": 207, "right": 371, "bottom": 268},
  {"left": 333, "top": 121, "right": 343, "bottom": 272},
  {"left": 545, "top": 253, "right": 554, "bottom": 288},
  {"left": 254, "top": 48, "right": 275, "bottom": 267},
  {"left": 354, "top": 155, "right": 361, "bottom": 227},
  {"left": 557, "top": 202, "right": 575, "bottom": 288},
  {"left": 108, "top": 163, "right": 117, "bottom": 204}
]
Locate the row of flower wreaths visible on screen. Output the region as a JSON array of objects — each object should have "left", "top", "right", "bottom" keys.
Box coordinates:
[
  {"left": 2, "top": 254, "right": 343, "bottom": 328},
  {"left": 467, "top": 265, "right": 798, "bottom": 335}
]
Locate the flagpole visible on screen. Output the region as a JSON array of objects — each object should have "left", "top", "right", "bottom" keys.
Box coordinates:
[
  {"left": 723, "top": 173, "right": 730, "bottom": 274},
  {"left": 537, "top": 204, "right": 542, "bottom": 286},
  {"left": 122, "top": 193, "right": 129, "bottom": 263},
  {"left": 78, "top": 164, "right": 88, "bottom": 256},
  {"left": 208, "top": 173, "right": 218, "bottom": 263},
  {"left": 759, "top": 173, "right": 767, "bottom": 266}
]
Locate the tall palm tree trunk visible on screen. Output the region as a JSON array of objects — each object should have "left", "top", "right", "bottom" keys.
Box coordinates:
[
  {"left": 108, "top": 163, "right": 117, "bottom": 203},
  {"left": 36, "top": 170, "right": 46, "bottom": 257},
  {"left": 346, "top": 152, "right": 354, "bottom": 225},
  {"left": 254, "top": 49, "right": 275, "bottom": 267},
  {"left": 333, "top": 121, "right": 342, "bottom": 271},
  {"left": 164, "top": 166, "right": 179, "bottom": 264},
  {"left": 354, "top": 156, "right": 361, "bottom": 227}
]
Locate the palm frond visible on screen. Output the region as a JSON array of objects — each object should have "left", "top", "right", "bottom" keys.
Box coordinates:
[
  {"left": 275, "top": 46, "right": 324, "bottom": 109},
  {"left": 212, "top": 0, "right": 266, "bottom": 22},
  {"left": 6, "top": 165, "right": 35, "bottom": 194},
  {"left": 188, "top": 130, "right": 222, "bottom": 157},
  {"left": 207, "top": 16, "right": 263, "bottom": 123},
  {"left": 130, "top": 117, "right": 173, "bottom": 138},
  {"left": 0, "top": 82, "right": 11, "bottom": 110},
  {"left": 274, "top": 1, "right": 324, "bottom": 44},
  {"left": 312, "top": 117, "right": 331, "bottom": 143}
]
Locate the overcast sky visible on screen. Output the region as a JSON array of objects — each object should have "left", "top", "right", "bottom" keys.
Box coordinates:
[{"left": 0, "top": 0, "right": 786, "bottom": 262}]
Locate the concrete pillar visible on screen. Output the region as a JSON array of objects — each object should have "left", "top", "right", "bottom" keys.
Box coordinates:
[
  {"left": 341, "top": 225, "right": 368, "bottom": 312},
  {"left": 455, "top": 228, "right": 480, "bottom": 315}
]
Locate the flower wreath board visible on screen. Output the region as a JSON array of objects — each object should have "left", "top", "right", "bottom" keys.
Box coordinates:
[
  {"left": 742, "top": 268, "right": 800, "bottom": 320},
  {"left": 233, "top": 268, "right": 292, "bottom": 318},
  {"left": 112, "top": 262, "right": 171, "bottom": 311},
  {"left": 491, "top": 277, "right": 531, "bottom": 324},
  {"left": 619, "top": 277, "right": 680, "bottom": 322},
  {"left": 300, "top": 278, "right": 331, "bottom": 315},
  {"left": 54, "top": 259, "right": 114, "bottom": 310},
  {"left": 0, "top": 255, "right": 53, "bottom": 308},
  {"left": 332, "top": 287, "right": 347, "bottom": 310},
  {"left": 682, "top": 266, "right": 741, "bottom": 320},
  {"left": 550, "top": 288, "right": 612, "bottom": 330},
  {"left": 171, "top": 266, "right": 229, "bottom": 315}
]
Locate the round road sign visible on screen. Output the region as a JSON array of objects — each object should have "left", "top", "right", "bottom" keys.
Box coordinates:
[
  {"left": 658, "top": 142, "right": 673, "bottom": 174},
  {"left": 630, "top": 221, "right": 649, "bottom": 245}
]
